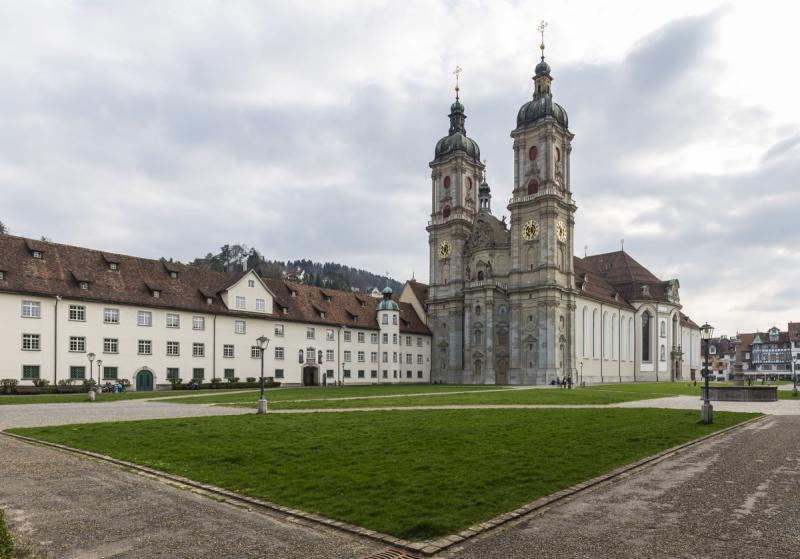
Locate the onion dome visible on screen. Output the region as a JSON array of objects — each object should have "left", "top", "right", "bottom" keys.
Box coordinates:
[
  {"left": 434, "top": 94, "right": 481, "bottom": 162},
  {"left": 517, "top": 43, "right": 569, "bottom": 129},
  {"left": 377, "top": 286, "right": 399, "bottom": 312}
]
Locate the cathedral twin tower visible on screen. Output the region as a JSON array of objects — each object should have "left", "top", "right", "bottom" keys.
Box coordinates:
[{"left": 426, "top": 46, "right": 577, "bottom": 385}]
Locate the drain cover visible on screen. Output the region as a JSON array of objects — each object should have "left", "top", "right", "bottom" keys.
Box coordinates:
[{"left": 362, "top": 548, "right": 420, "bottom": 559}]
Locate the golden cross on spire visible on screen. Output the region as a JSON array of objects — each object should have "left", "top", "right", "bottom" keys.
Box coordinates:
[
  {"left": 453, "top": 65, "right": 462, "bottom": 99},
  {"left": 538, "top": 20, "right": 548, "bottom": 59}
]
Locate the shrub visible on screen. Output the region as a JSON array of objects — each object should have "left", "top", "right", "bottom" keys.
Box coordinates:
[
  {"left": 82, "top": 379, "right": 98, "bottom": 391},
  {"left": 57, "top": 378, "right": 76, "bottom": 387},
  {"left": 169, "top": 378, "right": 184, "bottom": 388},
  {"left": 246, "top": 377, "right": 256, "bottom": 383},
  {"left": 0, "top": 509, "right": 13, "bottom": 559},
  {"left": 32, "top": 378, "right": 50, "bottom": 388},
  {"left": 1, "top": 379, "right": 18, "bottom": 395},
  {"left": 226, "top": 377, "right": 240, "bottom": 384},
  {"left": 209, "top": 377, "right": 222, "bottom": 388}
]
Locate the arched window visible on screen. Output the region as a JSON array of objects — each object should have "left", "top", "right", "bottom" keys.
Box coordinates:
[
  {"left": 642, "top": 311, "right": 652, "bottom": 362},
  {"left": 602, "top": 311, "right": 608, "bottom": 358},
  {"left": 527, "top": 180, "right": 539, "bottom": 195},
  {"left": 555, "top": 147, "right": 561, "bottom": 162},
  {"left": 611, "top": 316, "right": 617, "bottom": 360},
  {"left": 628, "top": 317, "right": 633, "bottom": 361},
  {"left": 582, "top": 306, "right": 589, "bottom": 357},
  {"left": 466, "top": 177, "right": 473, "bottom": 190},
  {"left": 475, "top": 304, "right": 481, "bottom": 316},
  {"left": 499, "top": 305, "right": 507, "bottom": 317},
  {"left": 474, "top": 330, "right": 482, "bottom": 346},
  {"left": 672, "top": 314, "right": 678, "bottom": 344},
  {"left": 660, "top": 344, "right": 666, "bottom": 362},
  {"left": 298, "top": 349, "right": 304, "bottom": 363},
  {"left": 443, "top": 176, "right": 451, "bottom": 190},
  {"left": 442, "top": 205, "right": 451, "bottom": 218},
  {"left": 660, "top": 320, "right": 666, "bottom": 338},
  {"left": 529, "top": 146, "right": 538, "bottom": 161},
  {"left": 592, "top": 309, "right": 599, "bottom": 358},
  {"left": 620, "top": 318, "right": 626, "bottom": 361},
  {"left": 477, "top": 270, "right": 485, "bottom": 281}
]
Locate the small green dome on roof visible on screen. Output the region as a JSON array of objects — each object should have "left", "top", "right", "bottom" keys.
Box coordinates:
[{"left": 377, "top": 286, "right": 399, "bottom": 312}]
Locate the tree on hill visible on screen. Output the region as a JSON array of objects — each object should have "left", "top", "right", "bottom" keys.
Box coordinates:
[{"left": 0, "top": 220, "right": 7, "bottom": 234}]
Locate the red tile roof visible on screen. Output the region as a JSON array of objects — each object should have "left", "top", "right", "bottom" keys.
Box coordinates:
[{"left": 0, "top": 235, "right": 431, "bottom": 336}]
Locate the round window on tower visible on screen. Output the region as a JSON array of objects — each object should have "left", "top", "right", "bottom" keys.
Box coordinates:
[
  {"left": 527, "top": 180, "right": 539, "bottom": 195},
  {"left": 442, "top": 205, "right": 451, "bottom": 218},
  {"left": 529, "top": 146, "right": 538, "bottom": 161},
  {"left": 555, "top": 147, "right": 561, "bottom": 162},
  {"left": 443, "top": 176, "right": 451, "bottom": 189},
  {"left": 466, "top": 177, "right": 472, "bottom": 190}
]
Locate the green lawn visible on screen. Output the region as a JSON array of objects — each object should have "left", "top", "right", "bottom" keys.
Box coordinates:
[
  {"left": 164, "top": 384, "right": 509, "bottom": 405},
  {"left": 0, "top": 389, "right": 249, "bottom": 406},
  {"left": 11, "top": 409, "right": 757, "bottom": 540}
]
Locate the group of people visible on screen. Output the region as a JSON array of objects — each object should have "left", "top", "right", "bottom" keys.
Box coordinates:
[
  {"left": 101, "top": 381, "right": 126, "bottom": 393},
  {"left": 552, "top": 377, "right": 573, "bottom": 389}
]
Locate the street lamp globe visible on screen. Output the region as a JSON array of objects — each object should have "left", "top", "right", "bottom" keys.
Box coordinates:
[
  {"left": 700, "top": 323, "right": 714, "bottom": 341},
  {"left": 86, "top": 352, "right": 96, "bottom": 401},
  {"left": 97, "top": 359, "right": 103, "bottom": 389},
  {"left": 257, "top": 335, "right": 270, "bottom": 351},
  {"left": 255, "top": 335, "right": 270, "bottom": 415}
]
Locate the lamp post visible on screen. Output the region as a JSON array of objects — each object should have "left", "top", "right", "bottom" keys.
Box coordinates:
[
  {"left": 579, "top": 361, "right": 583, "bottom": 386},
  {"left": 793, "top": 354, "right": 798, "bottom": 397},
  {"left": 96, "top": 359, "right": 103, "bottom": 395},
  {"left": 700, "top": 323, "right": 714, "bottom": 424},
  {"left": 256, "top": 335, "right": 270, "bottom": 415},
  {"left": 87, "top": 352, "right": 96, "bottom": 401}
]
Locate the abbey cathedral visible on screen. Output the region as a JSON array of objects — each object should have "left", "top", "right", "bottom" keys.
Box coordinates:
[{"left": 424, "top": 45, "right": 703, "bottom": 385}]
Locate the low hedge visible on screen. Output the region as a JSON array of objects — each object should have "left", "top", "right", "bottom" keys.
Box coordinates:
[
  {"left": 175, "top": 381, "right": 281, "bottom": 390},
  {"left": 0, "top": 509, "right": 13, "bottom": 559}
]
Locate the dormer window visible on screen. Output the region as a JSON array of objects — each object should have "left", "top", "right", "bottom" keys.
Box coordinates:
[
  {"left": 290, "top": 289, "right": 297, "bottom": 297},
  {"left": 109, "top": 262, "right": 119, "bottom": 271},
  {"left": 0, "top": 271, "right": 5, "bottom": 281},
  {"left": 169, "top": 271, "right": 178, "bottom": 279},
  {"left": 206, "top": 297, "right": 213, "bottom": 305},
  {"left": 32, "top": 250, "right": 43, "bottom": 259},
  {"left": 282, "top": 307, "right": 289, "bottom": 314},
  {"left": 153, "top": 290, "right": 161, "bottom": 298},
  {"left": 320, "top": 311, "right": 326, "bottom": 319},
  {"left": 79, "top": 281, "right": 89, "bottom": 290}
]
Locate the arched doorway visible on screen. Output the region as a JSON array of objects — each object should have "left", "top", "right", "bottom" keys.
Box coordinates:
[
  {"left": 302, "top": 366, "right": 319, "bottom": 386},
  {"left": 135, "top": 369, "right": 154, "bottom": 391}
]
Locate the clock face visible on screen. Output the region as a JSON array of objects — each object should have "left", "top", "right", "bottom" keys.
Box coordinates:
[
  {"left": 522, "top": 219, "right": 540, "bottom": 241},
  {"left": 556, "top": 221, "right": 567, "bottom": 243},
  {"left": 438, "top": 240, "right": 452, "bottom": 259}
]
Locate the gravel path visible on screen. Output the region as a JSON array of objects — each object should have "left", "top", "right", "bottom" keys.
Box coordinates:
[
  {"left": 0, "top": 400, "right": 250, "bottom": 430},
  {"left": 0, "top": 435, "right": 382, "bottom": 559},
  {"left": 447, "top": 415, "right": 800, "bottom": 559},
  {"left": 612, "top": 395, "right": 800, "bottom": 415}
]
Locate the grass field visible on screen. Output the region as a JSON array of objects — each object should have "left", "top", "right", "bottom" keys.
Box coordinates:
[
  {"left": 11, "top": 408, "right": 757, "bottom": 540},
  {"left": 0, "top": 389, "right": 249, "bottom": 406}
]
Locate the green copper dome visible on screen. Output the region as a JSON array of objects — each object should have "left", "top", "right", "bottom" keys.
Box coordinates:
[
  {"left": 377, "top": 286, "right": 399, "bottom": 312},
  {"left": 434, "top": 96, "right": 481, "bottom": 162},
  {"left": 517, "top": 56, "right": 569, "bottom": 129}
]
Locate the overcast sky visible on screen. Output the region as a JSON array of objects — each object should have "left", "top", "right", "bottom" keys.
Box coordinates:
[{"left": 1, "top": 1, "right": 798, "bottom": 335}]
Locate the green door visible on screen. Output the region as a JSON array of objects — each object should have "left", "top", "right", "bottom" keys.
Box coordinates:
[{"left": 136, "top": 370, "right": 154, "bottom": 391}]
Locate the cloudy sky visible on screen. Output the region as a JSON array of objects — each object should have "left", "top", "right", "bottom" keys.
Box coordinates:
[{"left": 1, "top": 1, "right": 798, "bottom": 335}]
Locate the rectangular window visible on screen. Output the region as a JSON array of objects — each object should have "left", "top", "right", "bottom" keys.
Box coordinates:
[
  {"left": 307, "top": 327, "right": 315, "bottom": 339},
  {"left": 406, "top": 353, "right": 412, "bottom": 364},
  {"left": 22, "top": 334, "right": 41, "bottom": 351},
  {"left": 138, "top": 340, "right": 152, "bottom": 355},
  {"left": 137, "top": 311, "right": 152, "bottom": 326},
  {"left": 103, "top": 338, "right": 119, "bottom": 354},
  {"left": 70, "top": 366, "right": 86, "bottom": 379},
  {"left": 103, "top": 366, "right": 118, "bottom": 380},
  {"left": 417, "top": 337, "right": 423, "bottom": 347},
  {"left": 69, "top": 336, "right": 86, "bottom": 352},
  {"left": 357, "top": 351, "right": 365, "bottom": 362},
  {"left": 326, "top": 349, "right": 335, "bottom": 362},
  {"left": 343, "top": 369, "right": 351, "bottom": 379},
  {"left": 326, "top": 370, "right": 334, "bottom": 379},
  {"left": 251, "top": 346, "right": 261, "bottom": 359},
  {"left": 274, "top": 324, "right": 284, "bottom": 337},
  {"left": 325, "top": 329, "right": 334, "bottom": 341},
  {"left": 417, "top": 354, "right": 423, "bottom": 364},
  {"left": 358, "top": 370, "right": 365, "bottom": 379},
  {"left": 192, "top": 368, "right": 204, "bottom": 380},
  {"left": 382, "top": 370, "right": 388, "bottom": 379},
  {"left": 392, "top": 333, "right": 398, "bottom": 345},
  {"left": 406, "top": 336, "right": 412, "bottom": 346},
  {"left": 371, "top": 370, "right": 378, "bottom": 379},
  {"left": 166, "top": 368, "right": 179, "bottom": 380},
  {"left": 371, "top": 351, "right": 378, "bottom": 363},
  {"left": 406, "top": 370, "right": 412, "bottom": 378},
  {"left": 256, "top": 298, "right": 266, "bottom": 312},
  {"left": 166, "top": 313, "right": 180, "bottom": 328},
  {"left": 234, "top": 320, "right": 246, "bottom": 334},
  {"left": 382, "top": 314, "right": 388, "bottom": 325},
  {"left": 357, "top": 332, "right": 365, "bottom": 343},
  {"left": 68, "top": 304, "right": 86, "bottom": 322},
  {"left": 21, "top": 300, "right": 41, "bottom": 318},
  {"left": 248, "top": 279, "right": 255, "bottom": 288},
  {"left": 275, "top": 369, "right": 284, "bottom": 379},
  {"left": 275, "top": 347, "right": 284, "bottom": 360},
  {"left": 392, "top": 315, "right": 398, "bottom": 325},
  {"left": 192, "top": 316, "right": 205, "bottom": 330},
  {"left": 193, "top": 343, "right": 205, "bottom": 357},
  {"left": 393, "top": 352, "right": 398, "bottom": 363},
  {"left": 344, "top": 331, "right": 352, "bottom": 342},
  {"left": 382, "top": 333, "right": 388, "bottom": 344},
  {"left": 166, "top": 341, "right": 180, "bottom": 356},
  {"left": 104, "top": 308, "right": 120, "bottom": 324},
  {"left": 22, "top": 365, "right": 40, "bottom": 380},
  {"left": 224, "top": 368, "right": 235, "bottom": 379},
  {"left": 371, "top": 333, "right": 378, "bottom": 344},
  {"left": 417, "top": 370, "right": 423, "bottom": 379},
  {"left": 223, "top": 344, "right": 234, "bottom": 358},
  {"left": 382, "top": 352, "right": 388, "bottom": 363},
  {"left": 344, "top": 350, "right": 352, "bottom": 362},
  {"left": 236, "top": 296, "right": 246, "bottom": 310}
]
